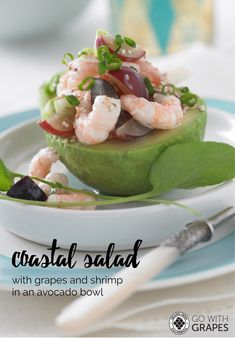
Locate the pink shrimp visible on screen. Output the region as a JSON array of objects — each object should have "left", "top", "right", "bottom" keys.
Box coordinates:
[
  {"left": 38, "top": 172, "right": 68, "bottom": 196},
  {"left": 47, "top": 193, "right": 96, "bottom": 210},
  {"left": 121, "top": 94, "right": 183, "bottom": 130},
  {"left": 75, "top": 95, "right": 121, "bottom": 145},
  {"left": 28, "top": 147, "right": 59, "bottom": 178},
  {"left": 57, "top": 56, "right": 99, "bottom": 95},
  {"left": 135, "top": 59, "right": 165, "bottom": 86}
]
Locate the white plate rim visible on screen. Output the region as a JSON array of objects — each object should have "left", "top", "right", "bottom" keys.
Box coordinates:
[{"left": 141, "top": 262, "right": 235, "bottom": 290}]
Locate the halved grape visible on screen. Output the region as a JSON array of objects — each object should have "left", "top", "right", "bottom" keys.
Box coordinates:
[
  {"left": 54, "top": 97, "right": 76, "bottom": 117},
  {"left": 106, "top": 67, "right": 149, "bottom": 98},
  {"left": 7, "top": 176, "right": 47, "bottom": 201},
  {"left": 116, "top": 118, "right": 151, "bottom": 138},
  {"left": 39, "top": 116, "right": 75, "bottom": 137},
  {"left": 91, "top": 79, "right": 119, "bottom": 104}
]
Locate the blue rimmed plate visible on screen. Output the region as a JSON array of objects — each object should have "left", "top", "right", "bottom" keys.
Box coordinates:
[{"left": 0, "top": 99, "right": 234, "bottom": 289}]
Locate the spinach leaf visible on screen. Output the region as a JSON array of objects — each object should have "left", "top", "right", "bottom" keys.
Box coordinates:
[
  {"left": 150, "top": 142, "right": 235, "bottom": 195},
  {"left": 0, "top": 159, "right": 15, "bottom": 191}
]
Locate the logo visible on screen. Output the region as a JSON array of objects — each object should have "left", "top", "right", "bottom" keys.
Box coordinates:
[{"left": 169, "top": 311, "right": 190, "bottom": 335}]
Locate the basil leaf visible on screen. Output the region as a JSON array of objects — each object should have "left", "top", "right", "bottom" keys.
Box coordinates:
[
  {"left": 0, "top": 159, "right": 15, "bottom": 191},
  {"left": 150, "top": 142, "right": 235, "bottom": 195}
]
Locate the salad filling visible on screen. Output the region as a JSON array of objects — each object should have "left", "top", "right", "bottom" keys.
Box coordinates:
[
  {"left": 4, "top": 30, "right": 234, "bottom": 209},
  {"left": 39, "top": 31, "right": 201, "bottom": 145}
]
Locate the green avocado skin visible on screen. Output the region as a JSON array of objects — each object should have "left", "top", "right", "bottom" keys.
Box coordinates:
[{"left": 45, "top": 106, "right": 207, "bottom": 196}]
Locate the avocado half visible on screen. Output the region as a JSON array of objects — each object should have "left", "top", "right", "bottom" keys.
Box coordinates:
[{"left": 43, "top": 101, "right": 207, "bottom": 196}]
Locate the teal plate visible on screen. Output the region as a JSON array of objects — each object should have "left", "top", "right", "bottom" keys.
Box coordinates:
[{"left": 0, "top": 98, "right": 234, "bottom": 290}]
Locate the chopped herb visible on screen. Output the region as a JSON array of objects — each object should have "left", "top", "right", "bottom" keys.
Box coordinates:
[
  {"left": 97, "top": 45, "right": 122, "bottom": 74},
  {"left": 124, "top": 36, "right": 136, "bottom": 47},
  {"left": 106, "top": 57, "right": 122, "bottom": 71},
  {"left": 180, "top": 92, "right": 198, "bottom": 107},
  {"left": 98, "top": 60, "right": 107, "bottom": 74},
  {"left": 62, "top": 53, "right": 74, "bottom": 65},
  {"left": 79, "top": 77, "right": 95, "bottom": 91},
  {"left": 162, "top": 84, "right": 175, "bottom": 95},
  {"left": 114, "top": 34, "right": 124, "bottom": 48},
  {"left": 144, "top": 77, "right": 154, "bottom": 96},
  {"left": 65, "top": 95, "right": 80, "bottom": 106},
  {"left": 77, "top": 48, "right": 94, "bottom": 58},
  {"left": 179, "top": 86, "right": 189, "bottom": 93}
]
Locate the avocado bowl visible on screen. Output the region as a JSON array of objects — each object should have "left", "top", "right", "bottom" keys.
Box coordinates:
[{"left": 44, "top": 104, "right": 207, "bottom": 196}]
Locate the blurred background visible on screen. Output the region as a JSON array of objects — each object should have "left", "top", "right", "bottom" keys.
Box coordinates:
[{"left": 0, "top": 0, "right": 234, "bottom": 115}]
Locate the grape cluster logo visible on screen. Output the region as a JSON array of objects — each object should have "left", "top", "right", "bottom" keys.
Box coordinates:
[{"left": 169, "top": 311, "right": 190, "bottom": 335}]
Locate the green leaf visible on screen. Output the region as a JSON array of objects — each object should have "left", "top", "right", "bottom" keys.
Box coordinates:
[
  {"left": 150, "top": 142, "right": 235, "bottom": 195},
  {"left": 0, "top": 159, "right": 15, "bottom": 191}
]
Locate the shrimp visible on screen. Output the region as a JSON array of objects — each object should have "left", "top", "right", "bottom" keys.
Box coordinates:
[
  {"left": 57, "top": 56, "right": 99, "bottom": 95},
  {"left": 47, "top": 193, "right": 96, "bottom": 210},
  {"left": 39, "top": 172, "right": 68, "bottom": 196},
  {"left": 121, "top": 94, "right": 183, "bottom": 130},
  {"left": 28, "top": 147, "right": 59, "bottom": 178},
  {"left": 135, "top": 59, "right": 165, "bottom": 86},
  {"left": 75, "top": 95, "right": 121, "bottom": 145}
]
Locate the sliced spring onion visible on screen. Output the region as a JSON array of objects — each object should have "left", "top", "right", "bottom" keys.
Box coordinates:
[
  {"left": 124, "top": 36, "right": 136, "bottom": 47},
  {"left": 114, "top": 34, "right": 124, "bottom": 47},
  {"left": 162, "top": 84, "right": 175, "bottom": 95},
  {"left": 62, "top": 53, "right": 74, "bottom": 65},
  {"left": 106, "top": 58, "right": 122, "bottom": 71},
  {"left": 77, "top": 48, "right": 94, "bottom": 58},
  {"left": 179, "top": 86, "right": 189, "bottom": 93},
  {"left": 64, "top": 95, "right": 80, "bottom": 106},
  {"left": 144, "top": 77, "right": 154, "bottom": 97},
  {"left": 180, "top": 92, "right": 198, "bottom": 107},
  {"left": 79, "top": 77, "right": 95, "bottom": 91},
  {"left": 97, "top": 45, "right": 122, "bottom": 74}
]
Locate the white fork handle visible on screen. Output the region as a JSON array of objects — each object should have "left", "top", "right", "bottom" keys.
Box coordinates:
[{"left": 56, "top": 245, "right": 179, "bottom": 333}]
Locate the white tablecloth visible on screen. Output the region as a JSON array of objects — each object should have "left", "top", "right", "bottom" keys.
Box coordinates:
[{"left": 0, "top": 0, "right": 235, "bottom": 336}]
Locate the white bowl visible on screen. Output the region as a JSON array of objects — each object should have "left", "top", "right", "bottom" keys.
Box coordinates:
[
  {"left": 0, "top": 0, "right": 90, "bottom": 40},
  {"left": 0, "top": 107, "right": 234, "bottom": 250}
]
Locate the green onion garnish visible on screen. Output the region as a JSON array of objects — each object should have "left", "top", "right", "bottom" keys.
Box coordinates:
[
  {"left": 144, "top": 77, "right": 154, "bottom": 97},
  {"left": 79, "top": 77, "right": 95, "bottom": 91},
  {"left": 124, "top": 36, "right": 136, "bottom": 47},
  {"left": 97, "top": 45, "right": 122, "bottom": 75},
  {"left": 62, "top": 53, "right": 74, "bottom": 65},
  {"left": 106, "top": 57, "right": 122, "bottom": 71},
  {"left": 162, "top": 84, "right": 175, "bottom": 95},
  {"left": 180, "top": 92, "right": 198, "bottom": 107},
  {"left": 114, "top": 34, "right": 124, "bottom": 48},
  {"left": 77, "top": 48, "right": 94, "bottom": 58},
  {"left": 65, "top": 95, "right": 80, "bottom": 106},
  {"left": 179, "top": 86, "right": 189, "bottom": 93},
  {"left": 98, "top": 61, "right": 107, "bottom": 75}
]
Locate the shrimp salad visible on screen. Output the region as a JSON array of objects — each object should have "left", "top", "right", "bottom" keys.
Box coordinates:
[
  {"left": 39, "top": 31, "right": 201, "bottom": 145},
  {"left": 3, "top": 31, "right": 204, "bottom": 209}
]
